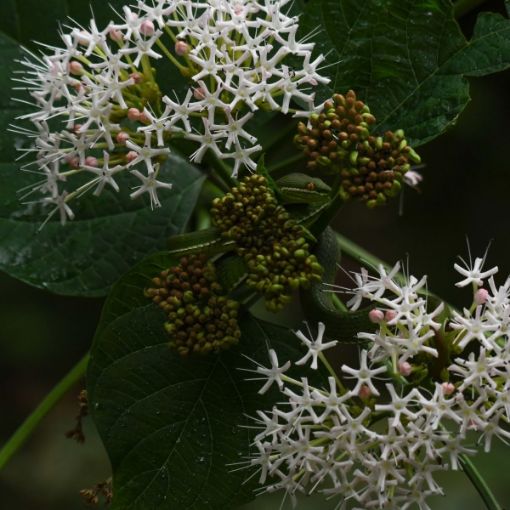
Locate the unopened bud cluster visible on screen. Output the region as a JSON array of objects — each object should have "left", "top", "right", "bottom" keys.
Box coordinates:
[
  {"left": 211, "top": 175, "right": 323, "bottom": 311},
  {"left": 145, "top": 254, "right": 240, "bottom": 355},
  {"left": 295, "top": 90, "right": 421, "bottom": 207}
]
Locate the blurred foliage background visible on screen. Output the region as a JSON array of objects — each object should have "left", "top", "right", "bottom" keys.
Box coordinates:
[{"left": 1, "top": 2, "right": 510, "bottom": 509}]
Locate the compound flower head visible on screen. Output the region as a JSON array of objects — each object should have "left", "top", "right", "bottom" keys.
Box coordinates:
[
  {"left": 14, "top": 0, "right": 329, "bottom": 223},
  {"left": 242, "top": 254, "right": 510, "bottom": 508}
]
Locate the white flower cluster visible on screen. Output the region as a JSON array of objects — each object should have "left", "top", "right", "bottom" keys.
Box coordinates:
[
  {"left": 245, "top": 255, "right": 510, "bottom": 509},
  {"left": 14, "top": 0, "right": 328, "bottom": 223},
  {"left": 342, "top": 261, "right": 445, "bottom": 366}
]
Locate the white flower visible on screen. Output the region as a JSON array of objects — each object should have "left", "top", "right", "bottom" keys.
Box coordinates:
[
  {"left": 253, "top": 349, "right": 291, "bottom": 394},
  {"left": 126, "top": 132, "right": 171, "bottom": 175},
  {"left": 129, "top": 167, "right": 173, "bottom": 208},
  {"left": 454, "top": 254, "right": 498, "bottom": 288},
  {"left": 294, "top": 322, "right": 337, "bottom": 370},
  {"left": 82, "top": 151, "right": 124, "bottom": 196},
  {"left": 375, "top": 384, "right": 420, "bottom": 427},
  {"left": 450, "top": 306, "right": 497, "bottom": 351},
  {"left": 341, "top": 350, "right": 386, "bottom": 396}
]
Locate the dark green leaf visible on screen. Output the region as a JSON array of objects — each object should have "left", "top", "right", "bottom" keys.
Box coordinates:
[
  {"left": 88, "top": 310, "right": 314, "bottom": 510},
  {"left": 0, "top": 155, "right": 205, "bottom": 297},
  {"left": 301, "top": 0, "right": 510, "bottom": 146},
  {"left": 0, "top": 1, "right": 132, "bottom": 46},
  {"left": 87, "top": 247, "right": 328, "bottom": 510},
  {"left": 93, "top": 251, "right": 177, "bottom": 339}
]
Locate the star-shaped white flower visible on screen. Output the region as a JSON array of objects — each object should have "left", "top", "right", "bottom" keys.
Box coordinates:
[
  {"left": 294, "top": 322, "right": 337, "bottom": 370},
  {"left": 129, "top": 166, "right": 172, "bottom": 208},
  {"left": 254, "top": 349, "right": 291, "bottom": 394},
  {"left": 454, "top": 254, "right": 498, "bottom": 288},
  {"left": 82, "top": 151, "right": 124, "bottom": 196},
  {"left": 341, "top": 350, "right": 386, "bottom": 396}
]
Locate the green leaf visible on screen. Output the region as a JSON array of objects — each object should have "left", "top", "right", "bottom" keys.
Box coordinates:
[
  {"left": 88, "top": 310, "right": 315, "bottom": 508},
  {"left": 87, "top": 249, "right": 327, "bottom": 510},
  {"left": 301, "top": 0, "right": 510, "bottom": 146},
  {"left": 0, "top": 156, "right": 204, "bottom": 297},
  {"left": 0, "top": 1, "right": 132, "bottom": 46},
  {"left": 93, "top": 251, "right": 177, "bottom": 339}
]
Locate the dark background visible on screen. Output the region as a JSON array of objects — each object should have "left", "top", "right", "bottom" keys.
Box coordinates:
[{"left": 1, "top": 3, "right": 510, "bottom": 509}]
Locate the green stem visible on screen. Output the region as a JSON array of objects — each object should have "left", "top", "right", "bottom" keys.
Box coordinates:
[
  {"left": 267, "top": 152, "right": 305, "bottom": 174},
  {"left": 454, "top": 0, "right": 489, "bottom": 18},
  {"left": 0, "top": 353, "right": 90, "bottom": 471},
  {"left": 140, "top": 55, "right": 155, "bottom": 82},
  {"left": 205, "top": 150, "right": 238, "bottom": 189},
  {"left": 335, "top": 232, "right": 387, "bottom": 270},
  {"left": 460, "top": 455, "right": 503, "bottom": 510},
  {"left": 331, "top": 293, "right": 348, "bottom": 312},
  {"left": 318, "top": 352, "right": 348, "bottom": 394}
]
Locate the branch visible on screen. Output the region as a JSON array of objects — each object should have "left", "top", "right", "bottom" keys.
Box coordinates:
[{"left": 0, "top": 353, "right": 90, "bottom": 471}]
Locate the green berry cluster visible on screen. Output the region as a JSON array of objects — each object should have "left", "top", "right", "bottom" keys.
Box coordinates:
[
  {"left": 295, "top": 90, "right": 421, "bottom": 207},
  {"left": 211, "top": 174, "right": 323, "bottom": 311},
  {"left": 145, "top": 254, "right": 240, "bottom": 356}
]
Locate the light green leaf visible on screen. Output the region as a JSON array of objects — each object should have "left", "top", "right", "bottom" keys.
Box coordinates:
[{"left": 301, "top": 0, "right": 510, "bottom": 146}]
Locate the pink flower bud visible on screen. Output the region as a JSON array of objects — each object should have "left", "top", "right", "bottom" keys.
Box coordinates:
[
  {"left": 193, "top": 87, "right": 206, "bottom": 100},
  {"left": 358, "top": 385, "right": 371, "bottom": 400},
  {"left": 109, "top": 28, "right": 124, "bottom": 42},
  {"left": 385, "top": 310, "right": 397, "bottom": 322},
  {"left": 72, "top": 124, "right": 83, "bottom": 134},
  {"left": 85, "top": 156, "right": 98, "bottom": 167},
  {"left": 441, "top": 382, "right": 455, "bottom": 396},
  {"left": 130, "top": 72, "right": 143, "bottom": 84},
  {"left": 233, "top": 3, "right": 244, "bottom": 15},
  {"left": 474, "top": 288, "right": 489, "bottom": 306},
  {"left": 72, "top": 82, "right": 84, "bottom": 93},
  {"left": 139, "top": 111, "right": 150, "bottom": 123},
  {"left": 126, "top": 151, "right": 138, "bottom": 163},
  {"left": 140, "top": 20, "right": 155, "bottom": 36},
  {"left": 68, "top": 61, "right": 84, "bottom": 75},
  {"left": 65, "top": 156, "right": 79, "bottom": 168},
  {"left": 175, "top": 40, "right": 190, "bottom": 56},
  {"left": 369, "top": 309, "right": 385, "bottom": 324},
  {"left": 116, "top": 132, "right": 130, "bottom": 144},
  {"left": 398, "top": 361, "right": 412, "bottom": 377},
  {"left": 127, "top": 108, "right": 141, "bottom": 121}
]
